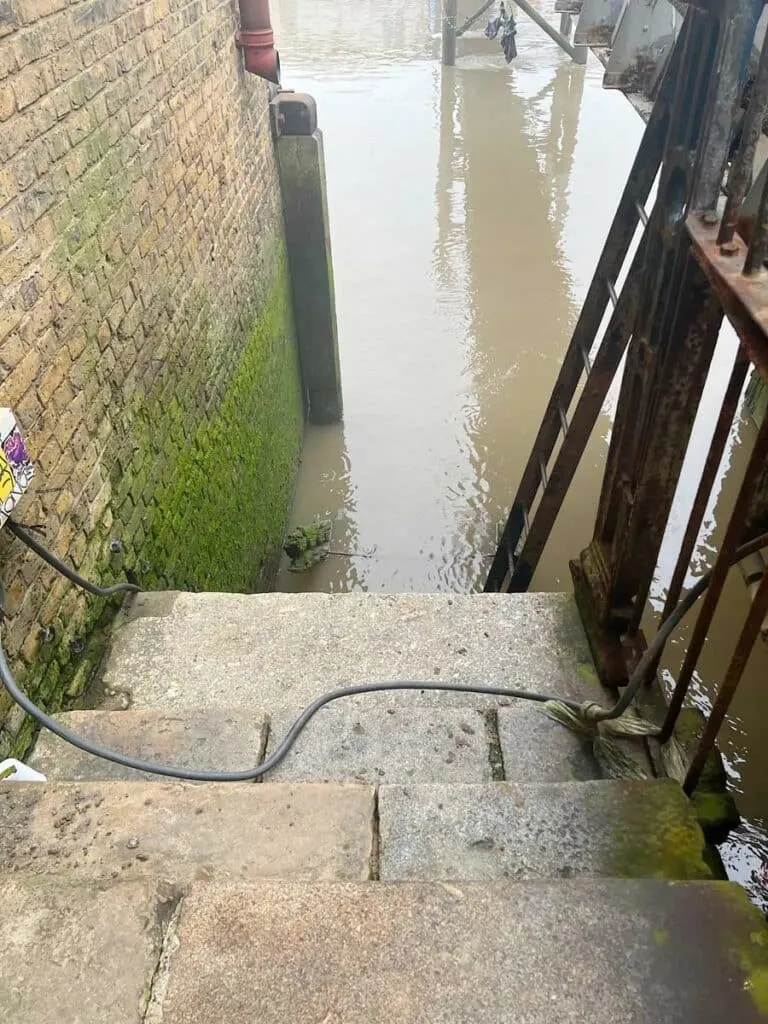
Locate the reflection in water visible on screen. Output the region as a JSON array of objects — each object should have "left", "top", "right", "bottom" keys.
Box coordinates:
[
  {"left": 272, "top": 0, "right": 768, "bottom": 907},
  {"left": 273, "top": 0, "right": 637, "bottom": 592}
]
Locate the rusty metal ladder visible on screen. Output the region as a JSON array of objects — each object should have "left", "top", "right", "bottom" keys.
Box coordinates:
[{"left": 484, "top": 49, "right": 678, "bottom": 593}]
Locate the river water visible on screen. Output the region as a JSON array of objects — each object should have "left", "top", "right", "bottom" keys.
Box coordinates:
[{"left": 271, "top": 0, "right": 768, "bottom": 908}]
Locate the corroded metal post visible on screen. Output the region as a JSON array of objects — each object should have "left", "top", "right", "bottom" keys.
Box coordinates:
[{"left": 571, "top": 0, "right": 763, "bottom": 684}]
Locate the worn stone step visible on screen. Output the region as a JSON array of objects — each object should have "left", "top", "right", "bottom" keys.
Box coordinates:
[
  {"left": 0, "top": 781, "right": 374, "bottom": 884},
  {"left": 265, "top": 701, "right": 605, "bottom": 785},
  {"left": 0, "top": 874, "right": 166, "bottom": 1024},
  {"left": 265, "top": 704, "right": 495, "bottom": 784},
  {"left": 378, "top": 778, "right": 711, "bottom": 881},
  {"left": 5, "top": 876, "right": 767, "bottom": 1023},
  {"left": 152, "top": 879, "right": 768, "bottom": 1023},
  {"left": 497, "top": 703, "right": 602, "bottom": 782},
  {"left": 28, "top": 709, "right": 268, "bottom": 782},
  {"left": 101, "top": 592, "right": 607, "bottom": 721}
]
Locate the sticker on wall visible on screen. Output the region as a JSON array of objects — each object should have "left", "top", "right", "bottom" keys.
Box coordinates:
[{"left": 0, "top": 409, "right": 34, "bottom": 529}]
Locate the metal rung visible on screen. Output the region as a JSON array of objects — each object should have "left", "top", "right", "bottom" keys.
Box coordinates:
[
  {"left": 605, "top": 276, "right": 619, "bottom": 308},
  {"left": 513, "top": 506, "right": 531, "bottom": 558},
  {"left": 634, "top": 199, "right": 649, "bottom": 228},
  {"left": 579, "top": 343, "right": 593, "bottom": 374},
  {"left": 507, "top": 506, "right": 531, "bottom": 572},
  {"left": 557, "top": 403, "right": 569, "bottom": 436},
  {"left": 539, "top": 455, "right": 549, "bottom": 490}
]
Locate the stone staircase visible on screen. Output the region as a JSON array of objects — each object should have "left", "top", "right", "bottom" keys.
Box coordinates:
[{"left": 2, "top": 592, "right": 767, "bottom": 1022}]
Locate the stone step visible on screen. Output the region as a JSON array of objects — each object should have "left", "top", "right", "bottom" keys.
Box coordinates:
[
  {"left": 264, "top": 701, "right": 602, "bottom": 784},
  {"left": 498, "top": 703, "right": 601, "bottom": 781},
  {"left": 265, "top": 704, "right": 495, "bottom": 784},
  {"left": 378, "top": 779, "right": 711, "bottom": 882},
  {"left": 101, "top": 592, "right": 607, "bottom": 722},
  {"left": 28, "top": 877, "right": 761, "bottom": 1024},
  {"left": 0, "top": 874, "right": 166, "bottom": 1024},
  {"left": 29, "top": 709, "right": 268, "bottom": 782},
  {"left": 0, "top": 781, "right": 374, "bottom": 884}
]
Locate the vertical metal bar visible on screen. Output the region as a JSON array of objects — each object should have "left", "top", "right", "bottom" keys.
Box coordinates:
[
  {"left": 745, "top": 170, "right": 768, "bottom": 273},
  {"left": 660, "top": 406, "right": 768, "bottom": 742},
  {"left": 442, "top": 0, "right": 458, "bottom": 66},
  {"left": 507, "top": 247, "right": 645, "bottom": 592},
  {"left": 683, "top": 568, "right": 768, "bottom": 795},
  {"left": 692, "top": 0, "right": 765, "bottom": 213},
  {"left": 718, "top": 24, "right": 768, "bottom": 244},
  {"left": 484, "top": 46, "right": 678, "bottom": 594},
  {"left": 594, "top": 251, "right": 723, "bottom": 636},
  {"left": 624, "top": 262, "right": 724, "bottom": 633},
  {"left": 643, "top": 348, "right": 749, "bottom": 681}
]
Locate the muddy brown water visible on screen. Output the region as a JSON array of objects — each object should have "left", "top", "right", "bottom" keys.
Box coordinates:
[{"left": 272, "top": 0, "right": 768, "bottom": 908}]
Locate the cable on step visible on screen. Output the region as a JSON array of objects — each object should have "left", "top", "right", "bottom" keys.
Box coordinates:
[{"left": 0, "top": 517, "right": 765, "bottom": 783}]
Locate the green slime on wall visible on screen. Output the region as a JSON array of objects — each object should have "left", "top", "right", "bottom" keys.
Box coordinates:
[{"left": 10, "top": 255, "right": 304, "bottom": 756}]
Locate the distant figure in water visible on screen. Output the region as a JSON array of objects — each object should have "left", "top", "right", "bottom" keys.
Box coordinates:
[{"left": 485, "top": 2, "right": 518, "bottom": 62}]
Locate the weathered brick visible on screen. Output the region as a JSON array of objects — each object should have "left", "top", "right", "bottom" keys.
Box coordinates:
[
  {"left": 37, "top": 343, "right": 71, "bottom": 404},
  {"left": 0, "top": 345, "right": 39, "bottom": 406},
  {"left": 0, "top": 80, "right": 15, "bottom": 119},
  {"left": 16, "top": 0, "right": 68, "bottom": 24},
  {"left": 11, "top": 64, "right": 46, "bottom": 109}
]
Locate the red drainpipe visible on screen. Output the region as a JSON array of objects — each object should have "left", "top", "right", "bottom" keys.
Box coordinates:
[{"left": 236, "top": 0, "right": 281, "bottom": 85}]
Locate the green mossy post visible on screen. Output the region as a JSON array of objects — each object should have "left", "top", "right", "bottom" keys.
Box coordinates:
[{"left": 275, "top": 96, "right": 343, "bottom": 426}]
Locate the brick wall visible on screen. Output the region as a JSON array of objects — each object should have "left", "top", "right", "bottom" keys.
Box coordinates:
[{"left": 0, "top": 0, "right": 304, "bottom": 755}]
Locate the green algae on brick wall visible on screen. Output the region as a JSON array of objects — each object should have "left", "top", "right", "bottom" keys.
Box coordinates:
[
  {"left": 120, "top": 254, "right": 303, "bottom": 595},
  {"left": 8, "top": 255, "right": 303, "bottom": 760}
]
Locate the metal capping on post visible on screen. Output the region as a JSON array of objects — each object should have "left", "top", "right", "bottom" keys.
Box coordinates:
[{"left": 236, "top": 0, "right": 281, "bottom": 85}]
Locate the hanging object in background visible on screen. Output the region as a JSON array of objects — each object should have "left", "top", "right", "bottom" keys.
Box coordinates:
[{"left": 484, "top": 2, "right": 517, "bottom": 62}]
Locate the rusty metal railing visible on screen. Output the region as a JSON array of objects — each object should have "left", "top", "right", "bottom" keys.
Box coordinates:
[{"left": 485, "top": 0, "right": 768, "bottom": 798}]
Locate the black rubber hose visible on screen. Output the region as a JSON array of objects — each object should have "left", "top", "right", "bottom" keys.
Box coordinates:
[
  {"left": 0, "top": 660, "right": 579, "bottom": 781},
  {"left": 6, "top": 520, "right": 140, "bottom": 597},
  {"left": 0, "top": 522, "right": 765, "bottom": 781}
]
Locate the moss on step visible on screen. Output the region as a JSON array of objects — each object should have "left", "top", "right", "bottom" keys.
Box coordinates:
[
  {"left": 717, "top": 883, "right": 768, "bottom": 1016},
  {"left": 674, "top": 707, "right": 740, "bottom": 843},
  {"left": 606, "top": 780, "right": 711, "bottom": 880},
  {"left": 693, "top": 790, "right": 741, "bottom": 844},
  {"left": 652, "top": 928, "right": 670, "bottom": 949},
  {"left": 576, "top": 662, "right": 602, "bottom": 691}
]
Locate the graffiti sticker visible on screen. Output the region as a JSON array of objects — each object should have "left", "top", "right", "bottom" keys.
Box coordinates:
[{"left": 0, "top": 410, "right": 34, "bottom": 528}]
